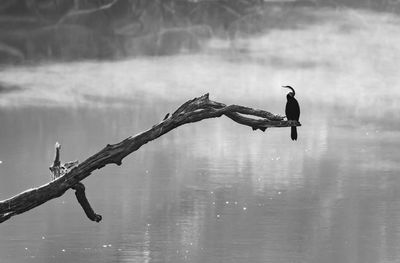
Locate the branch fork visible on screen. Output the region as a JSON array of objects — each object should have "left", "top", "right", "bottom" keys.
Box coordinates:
[{"left": 49, "top": 142, "right": 102, "bottom": 222}]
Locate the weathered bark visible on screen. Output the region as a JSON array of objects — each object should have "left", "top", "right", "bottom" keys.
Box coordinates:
[
  {"left": 49, "top": 143, "right": 102, "bottom": 222},
  {"left": 71, "top": 183, "right": 102, "bottom": 222},
  {"left": 0, "top": 93, "right": 300, "bottom": 223}
]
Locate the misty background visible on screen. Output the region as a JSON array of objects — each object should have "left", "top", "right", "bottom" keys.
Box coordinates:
[{"left": 1, "top": 1, "right": 400, "bottom": 263}]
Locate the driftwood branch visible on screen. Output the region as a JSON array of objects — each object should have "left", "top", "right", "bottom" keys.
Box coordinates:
[
  {"left": 0, "top": 93, "right": 300, "bottom": 223},
  {"left": 49, "top": 143, "right": 102, "bottom": 222}
]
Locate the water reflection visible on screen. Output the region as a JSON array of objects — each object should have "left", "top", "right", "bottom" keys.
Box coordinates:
[
  {"left": 1, "top": 99, "right": 399, "bottom": 262},
  {"left": 1, "top": 6, "right": 400, "bottom": 263}
]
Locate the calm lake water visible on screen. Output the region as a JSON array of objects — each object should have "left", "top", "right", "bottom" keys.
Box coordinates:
[{"left": 1, "top": 7, "right": 400, "bottom": 263}]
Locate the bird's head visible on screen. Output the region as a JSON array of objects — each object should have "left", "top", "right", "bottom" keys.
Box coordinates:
[{"left": 282, "top": 85, "right": 295, "bottom": 97}]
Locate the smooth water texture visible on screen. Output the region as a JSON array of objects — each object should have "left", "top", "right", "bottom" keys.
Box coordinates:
[{"left": 1, "top": 7, "right": 400, "bottom": 263}]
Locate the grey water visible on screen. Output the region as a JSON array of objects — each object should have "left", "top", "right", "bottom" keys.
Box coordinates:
[{"left": 1, "top": 7, "right": 400, "bottom": 263}]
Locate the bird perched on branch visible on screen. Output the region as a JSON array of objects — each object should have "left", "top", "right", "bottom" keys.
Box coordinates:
[{"left": 283, "top": 85, "right": 300, "bottom": 141}]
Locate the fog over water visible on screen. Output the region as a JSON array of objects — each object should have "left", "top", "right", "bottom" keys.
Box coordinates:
[{"left": 1, "top": 6, "right": 400, "bottom": 263}]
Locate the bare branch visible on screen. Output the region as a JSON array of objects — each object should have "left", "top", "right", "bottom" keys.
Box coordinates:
[{"left": 0, "top": 93, "right": 300, "bottom": 223}]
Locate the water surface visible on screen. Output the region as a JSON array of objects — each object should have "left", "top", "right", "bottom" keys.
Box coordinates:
[{"left": 1, "top": 7, "right": 400, "bottom": 263}]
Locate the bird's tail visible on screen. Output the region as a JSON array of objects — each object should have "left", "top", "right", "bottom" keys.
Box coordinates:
[{"left": 291, "top": 127, "right": 297, "bottom": 141}]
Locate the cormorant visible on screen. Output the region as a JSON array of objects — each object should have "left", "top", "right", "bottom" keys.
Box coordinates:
[{"left": 283, "top": 86, "right": 300, "bottom": 141}]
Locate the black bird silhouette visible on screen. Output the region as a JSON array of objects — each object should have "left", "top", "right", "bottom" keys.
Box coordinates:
[{"left": 283, "top": 86, "right": 300, "bottom": 140}]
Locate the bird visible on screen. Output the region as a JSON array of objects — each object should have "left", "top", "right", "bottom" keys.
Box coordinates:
[{"left": 283, "top": 85, "right": 300, "bottom": 140}]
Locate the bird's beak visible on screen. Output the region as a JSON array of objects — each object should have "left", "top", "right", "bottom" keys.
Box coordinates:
[{"left": 282, "top": 86, "right": 295, "bottom": 96}]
